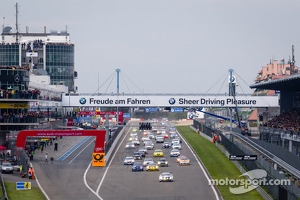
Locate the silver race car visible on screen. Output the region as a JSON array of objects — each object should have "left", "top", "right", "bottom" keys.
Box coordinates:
[{"left": 159, "top": 172, "right": 174, "bottom": 182}]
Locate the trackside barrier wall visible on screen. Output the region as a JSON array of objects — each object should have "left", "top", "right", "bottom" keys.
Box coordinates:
[
  {"left": 105, "top": 126, "right": 123, "bottom": 154},
  {"left": 105, "top": 128, "right": 125, "bottom": 165},
  {"left": 248, "top": 137, "right": 300, "bottom": 173},
  {"left": 192, "top": 120, "right": 299, "bottom": 200},
  {"left": 259, "top": 126, "right": 300, "bottom": 159},
  {"left": 0, "top": 173, "right": 8, "bottom": 200},
  {"left": 233, "top": 135, "right": 300, "bottom": 199}
]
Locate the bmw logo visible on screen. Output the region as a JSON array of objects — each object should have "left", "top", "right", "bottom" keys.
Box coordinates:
[
  {"left": 169, "top": 98, "right": 176, "bottom": 105},
  {"left": 79, "top": 97, "right": 86, "bottom": 105}
]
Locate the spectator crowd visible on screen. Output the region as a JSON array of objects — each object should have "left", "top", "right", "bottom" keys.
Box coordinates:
[
  {"left": 0, "top": 111, "right": 45, "bottom": 123},
  {"left": 261, "top": 108, "right": 300, "bottom": 135}
]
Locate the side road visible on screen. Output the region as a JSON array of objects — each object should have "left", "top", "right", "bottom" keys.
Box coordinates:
[
  {"left": 1, "top": 124, "right": 126, "bottom": 197},
  {"left": 1, "top": 136, "right": 87, "bottom": 188}
]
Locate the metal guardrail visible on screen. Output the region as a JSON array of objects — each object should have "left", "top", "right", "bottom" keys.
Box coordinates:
[{"left": 233, "top": 132, "right": 300, "bottom": 180}]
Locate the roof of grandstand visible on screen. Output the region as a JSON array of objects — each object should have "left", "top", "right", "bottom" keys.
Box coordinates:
[{"left": 250, "top": 74, "right": 300, "bottom": 91}]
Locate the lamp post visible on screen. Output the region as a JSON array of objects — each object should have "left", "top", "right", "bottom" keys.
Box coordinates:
[
  {"left": 105, "top": 113, "right": 109, "bottom": 142},
  {"left": 47, "top": 108, "right": 50, "bottom": 122},
  {"left": 55, "top": 106, "right": 58, "bottom": 120}
]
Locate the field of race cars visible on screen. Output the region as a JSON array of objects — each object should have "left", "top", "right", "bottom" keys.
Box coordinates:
[
  {"left": 123, "top": 118, "right": 191, "bottom": 182},
  {"left": 99, "top": 119, "right": 217, "bottom": 200}
]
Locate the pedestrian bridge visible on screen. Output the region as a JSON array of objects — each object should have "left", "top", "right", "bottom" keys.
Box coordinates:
[{"left": 62, "top": 93, "right": 279, "bottom": 108}]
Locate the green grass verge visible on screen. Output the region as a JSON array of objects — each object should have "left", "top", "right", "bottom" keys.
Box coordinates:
[
  {"left": 4, "top": 182, "right": 46, "bottom": 200},
  {"left": 177, "top": 126, "right": 264, "bottom": 200}
]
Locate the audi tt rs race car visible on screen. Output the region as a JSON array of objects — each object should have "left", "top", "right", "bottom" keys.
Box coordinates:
[
  {"left": 179, "top": 157, "right": 190, "bottom": 165},
  {"left": 124, "top": 156, "right": 135, "bottom": 165},
  {"left": 132, "top": 162, "right": 144, "bottom": 172},
  {"left": 125, "top": 142, "right": 135, "bottom": 149},
  {"left": 170, "top": 149, "right": 180, "bottom": 157},
  {"left": 162, "top": 142, "right": 171, "bottom": 148},
  {"left": 146, "top": 162, "right": 159, "bottom": 171},
  {"left": 153, "top": 149, "right": 164, "bottom": 157},
  {"left": 138, "top": 148, "right": 147, "bottom": 157},
  {"left": 159, "top": 172, "right": 173, "bottom": 182},
  {"left": 133, "top": 152, "right": 143, "bottom": 160},
  {"left": 143, "top": 158, "right": 154, "bottom": 166},
  {"left": 157, "top": 157, "right": 168, "bottom": 167}
]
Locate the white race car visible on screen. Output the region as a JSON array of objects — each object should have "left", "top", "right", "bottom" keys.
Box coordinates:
[
  {"left": 123, "top": 156, "right": 135, "bottom": 165},
  {"left": 159, "top": 172, "right": 173, "bottom": 182}
]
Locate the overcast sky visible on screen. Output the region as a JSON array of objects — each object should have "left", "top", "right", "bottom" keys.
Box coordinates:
[{"left": 1, "top": 0, "right": 300, "bottom": 95}]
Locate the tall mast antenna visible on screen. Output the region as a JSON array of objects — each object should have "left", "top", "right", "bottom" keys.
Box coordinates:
[
  {"left": 15, "top": 2, "right": 19, "bottom": 43},
  {"left": 292, "top": 45, "right": 295, "bottom": 64},
  {"left": 291, "top": 45, "right": 295, "bottom": 74},
  {"left": 2, "top": 17, "right": 4, "bottom": 43},
  {"left": 2, "top": 17, "right": 4, "bottom": 33}
]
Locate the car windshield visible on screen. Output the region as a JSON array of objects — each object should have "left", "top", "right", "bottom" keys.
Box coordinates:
[
  {"left": 126, "top": 157, "right": 133, "bottom": 160},
  {"left": 2, "top": 163, "right": 11, "bottom": 167},
  {"left": 134, "top": 162, "right": 142, "bottom": 166},
  {"left": 144, "top": 158, "right": 153, "bottom": 162}
]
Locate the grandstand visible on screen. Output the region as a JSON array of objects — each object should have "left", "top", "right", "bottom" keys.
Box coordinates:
[{"left": 250, "top": 74, "right": 300, "bottom": 156}]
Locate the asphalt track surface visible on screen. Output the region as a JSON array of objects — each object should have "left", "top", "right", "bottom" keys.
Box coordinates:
[
  {"left": 2, "top": 122, "right": 219, "bottom": 200},
  {"left": 97, "top": 122, "right": 218, "bottom": 200},
  {"left": 31, "top": 136, "right": 99, "bottom": 200}
]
